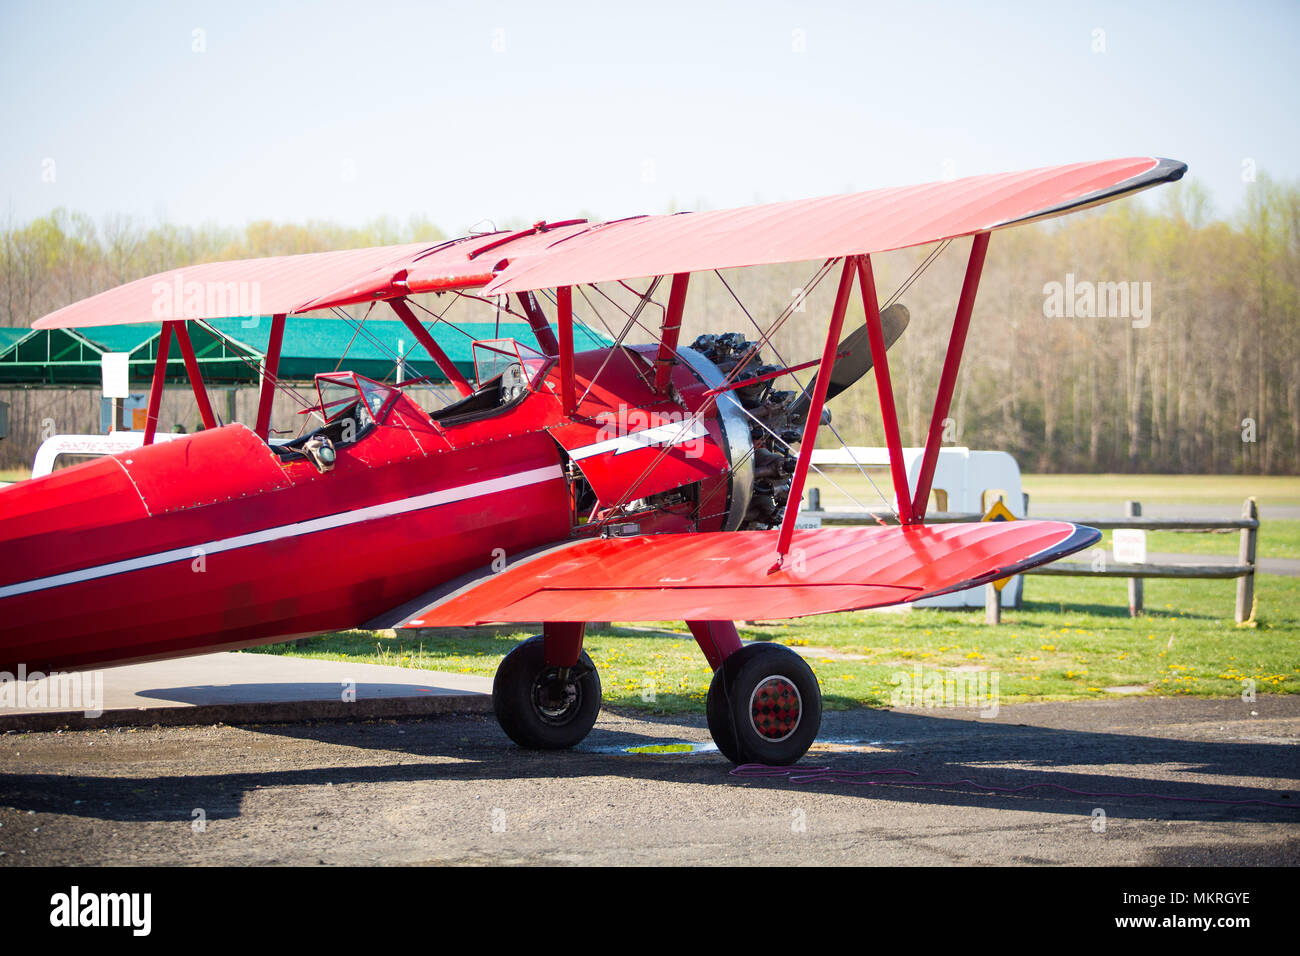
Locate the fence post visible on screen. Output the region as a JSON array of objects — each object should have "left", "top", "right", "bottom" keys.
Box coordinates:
[
  {"left": 1236, "top": 496, "right": 1258, "bottom": 624},
  {"left": 985, "top": 582, "right": 1001, "bottom": 625},
  {"left": 1014, "top": 492, "right": 1030, "bottom": 609},
  {"left": 807, "top": 486, "right": 821, "bottom": 512},
  {"left": 1126, "top": 500, "right": 1143, "bottom": 617}
]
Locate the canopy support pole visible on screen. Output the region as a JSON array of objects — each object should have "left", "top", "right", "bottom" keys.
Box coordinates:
[
  {"left": 653, "top": 273, "right": 690, "bottom": 394},
  {"left": 254, "top": 313, "right": 286, "bottom": 442},
  {"left": 771, "top": 258, "right": 855, "bottom": 571},
  {"left": 911, "top": 232, "right": 990, "bottom": 521},
  {"left": 557, "top": 285, "right": 575, "bottom": 413},
  {"left": 856, "top": 255, "right": 913, "bottom": 525},
  {"left": 142, "top": 323, "right": 173, "bottom": 446},
  {"left": 173, "top": 321, "right": 218, "bottom": 430},
  {"left": 388, "top": 297, "right": 474, "bottom": 397},
  {"left": 515, "top": 291, "right": 560, "bottom": 356}
]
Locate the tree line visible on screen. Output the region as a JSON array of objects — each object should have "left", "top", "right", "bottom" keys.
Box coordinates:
[{"left": 2, "top": 178, "right": 1297, "bottom": 475}]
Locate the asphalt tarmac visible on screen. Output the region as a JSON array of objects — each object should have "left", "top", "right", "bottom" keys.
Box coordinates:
[{"left": 1, "top": 696, "right": 1296, "bottom": 866}]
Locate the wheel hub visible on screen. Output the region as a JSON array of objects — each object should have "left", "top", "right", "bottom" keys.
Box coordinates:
[
  {"left": 749, "top": 675, "right": 802, "bottom": 741},
  {"left": 533, "top": 671, "right": 580, "bottom": 723}
]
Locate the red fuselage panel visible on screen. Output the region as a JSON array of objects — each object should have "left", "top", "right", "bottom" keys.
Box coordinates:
[{"left": 0, "top": 397, "right": 571, "bottom": 673}]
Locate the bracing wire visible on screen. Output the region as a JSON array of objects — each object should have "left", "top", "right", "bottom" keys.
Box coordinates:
[
  {"left": 407, "top": 293, "right": 480, "bottom": 344},
  {"left": 191, "top": 318, "right": 317, "bottom": 432},
  {"left": 710, "top": 268, "right": 897, "bottom": 519},
  {"left": 587, "top": 260, "right": 841, "bottom": 531},
  {"left": 712, "top": 270, "right": 894, "bottom": 520},
  {"left": 714, "top": 237, "right": 956, "bottom": 521},
  {"left": 329, "top": 305, "right": 456, "bottom": 408},
  {"left": 883, "top": 238, "right": 951, "bottom": 310},
  {"left": 575, "top": 277, "right": 663, "bottom": 404}
]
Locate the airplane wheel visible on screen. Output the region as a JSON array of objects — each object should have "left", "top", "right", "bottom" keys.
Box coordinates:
[
  {"left": 706, "top": 643, "right": 821, "bottom": 765},
  {"left": 493, "top": 636, "right": 601, "bottom": 750}
]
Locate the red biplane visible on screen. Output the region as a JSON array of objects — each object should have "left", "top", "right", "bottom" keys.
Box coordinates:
[{"left": 0, "top": 157, "right": 1185, "bottom": 764}]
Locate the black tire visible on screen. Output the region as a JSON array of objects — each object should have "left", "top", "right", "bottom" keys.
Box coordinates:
[
  {"left": 706, "top": 642, "right": 821, "bottom": 765},
  {"left": 493, "top": 636, "right": 601, "bottom": 750}
]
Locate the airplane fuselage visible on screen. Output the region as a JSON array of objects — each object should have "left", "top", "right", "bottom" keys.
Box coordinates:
[{"left": 0, "top": 344, "right": 745, "bottom": 673}]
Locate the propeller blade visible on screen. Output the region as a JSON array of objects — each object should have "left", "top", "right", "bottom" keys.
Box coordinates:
[{"left": 789, "top": 302, "right": 910, "bottom": 423}]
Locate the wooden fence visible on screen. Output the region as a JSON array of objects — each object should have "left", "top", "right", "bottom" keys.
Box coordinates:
[{"left": 802, "top": 490, "right": 1259, "bottom": 625}]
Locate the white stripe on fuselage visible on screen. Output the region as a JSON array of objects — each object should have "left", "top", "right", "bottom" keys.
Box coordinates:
[
  {"left": 568, "top": 419, "right": 708, "bottom": 460},
  {"left": 0, "top": 464, "right": 564, "bottom": 600}
]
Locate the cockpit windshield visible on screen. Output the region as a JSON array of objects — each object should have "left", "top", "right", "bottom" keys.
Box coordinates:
[
  {"left": 314, "top": 371, "right": 398, "bottom": 425},
  {"left": 471, "top": 339, "right": 549, "bottom": 391}
]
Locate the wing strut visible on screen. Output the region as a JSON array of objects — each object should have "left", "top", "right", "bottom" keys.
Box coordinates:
[
  {"left": 515, "top": 291, "right": 560, "bottom": 356},
  {"left": 856, "top": 255, "right": 913, "bottom": 524},
  {"left": 141, "top": 320, "right": 219, "bottom": 443},
  {"left": 387, "top": 297, "right": 474, "bottom": 397},
  {"left": 254, "top": 313, "right": 286, "bottom": 441},
  {"left": 911, "top": 232, "right": 990, "bottom": 520},
  {"left": 557, "top": 285, "right": 575, "bottom": 412},
  {"left": 142, "top": 322, "right": 173, "bottom": 446},
  {"left": 653, "top": 272, "right": 690, "bottom": 394},
  {"left": 173, "top": 322, "right": 218, "bottom": 430},
  {"left": 771, "top": 257, "right": 856, "bottom": 570}
]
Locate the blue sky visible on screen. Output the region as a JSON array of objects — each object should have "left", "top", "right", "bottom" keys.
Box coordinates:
[{"left": 2, "top": 0, "right": 1297, "bottom": 233}]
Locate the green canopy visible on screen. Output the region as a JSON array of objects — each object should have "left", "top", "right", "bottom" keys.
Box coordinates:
[{"left": 0, "top": 317, "right": 611, "bottom": 387}]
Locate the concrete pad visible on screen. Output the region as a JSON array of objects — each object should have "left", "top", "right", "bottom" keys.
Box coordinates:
[{"left": 0, "top": 651, "right": 492, "bottom": 732}]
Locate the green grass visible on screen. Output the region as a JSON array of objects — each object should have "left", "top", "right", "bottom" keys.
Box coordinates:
[
  {"left": 1096, "top": 520, "right": 1300, "bottom": 560},
  {"left": 248, "top": 572, "right": 1300, "bottom": 714},
  {"left": 810, "top": 470, "right": 1300, "bottom": 513},
  {"left": 812, "top": 471, "right": 1299, "bottom": 558},
  {"left": 1021, "top": 473, "right": 1300, "bottom": 507},
  {"left": 0, "top": 468, "right": 27, "bottom": 483}
]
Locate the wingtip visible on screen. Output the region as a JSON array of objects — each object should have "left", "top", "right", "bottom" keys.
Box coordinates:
[{"left": 1152, "top": 157, "right": 1189, "bottom": 183}]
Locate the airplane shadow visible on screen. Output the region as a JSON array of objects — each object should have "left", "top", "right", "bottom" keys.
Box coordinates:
[{"left": 2, "top": 704, "right": 1297, "bottom": 827}]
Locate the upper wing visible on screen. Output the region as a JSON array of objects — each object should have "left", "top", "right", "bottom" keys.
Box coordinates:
[
  {"left": 479, "top": 157, "right": 1185, "bottom": 295},
  {"left": 32, "top": 241, "right": 442, "bottom": 330},
  {"left": 33, "top": 158, "right": 1184, "bottom": 330},
  {"left": 374, "top": 520, "right": 1099, "bottom": 628}
]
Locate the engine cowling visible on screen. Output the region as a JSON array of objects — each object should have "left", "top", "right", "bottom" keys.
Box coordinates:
[{"left": 681, "top": 333, "right": 803, "bottom": 531}]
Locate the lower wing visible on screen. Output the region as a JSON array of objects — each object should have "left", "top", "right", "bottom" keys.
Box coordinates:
[{"left": 374, "top": 521, "right": 1099, "bottom": 627}]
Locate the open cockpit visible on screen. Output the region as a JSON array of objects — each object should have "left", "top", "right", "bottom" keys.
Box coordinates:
[
  {"left": 429, "top": 338, "right": 552, "bottom": 426},
  {"left": 270, "top": 371, "right": 397, "bottom": 470}
]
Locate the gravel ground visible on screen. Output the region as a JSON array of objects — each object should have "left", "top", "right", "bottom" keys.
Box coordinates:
[{"left": 1, "top": 695, "right": 1296, "bottom": 866}]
